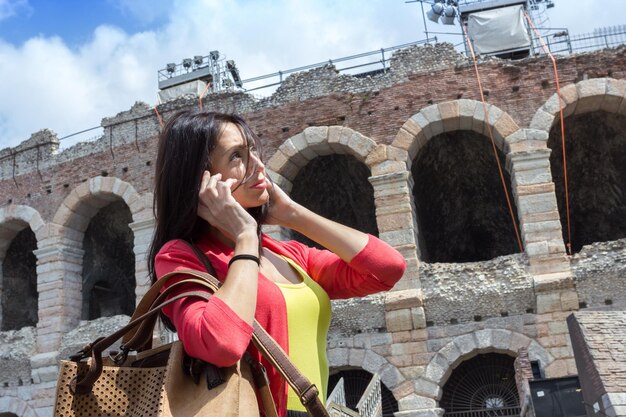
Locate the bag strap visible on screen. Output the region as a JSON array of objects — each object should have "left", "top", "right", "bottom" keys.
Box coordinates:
[
  {"left": 120, "top": 240, "right": 217, "bottom": 349},
  {"left": 72, "top": 252, "right": 329, "bottom": 416},
  {"left": 183, "top": 242, "right": 329, "bottom": 417},
  {"left": 71, "top": 286, "right": 213, "bottom": 394}
]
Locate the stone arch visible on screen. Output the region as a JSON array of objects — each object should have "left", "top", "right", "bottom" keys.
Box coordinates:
[
  {"left": 266, "top": 126, "right": 378, "bottom": 191},
  {"left": 0, "top": 205, "right": 45, "bottom": 259},
  {"left": 530, "top": 77, "right": 626, "bottom": 134},
  {"left": 0, "top": 397, "right": 39, "bottom": 417},
  {"left": 391, "top": 100, "right": 520, "bottom": 171},
  {"left": 266, "top": 127, "right": 379, "bottom": 242},
  {"left": 392, "top": 101, "right": 521, "bottom": 263},
  {"left": 0, "top": 205, "right": 44, "bottom": 330},
  {"left": 35, "top": 177, "right": 151, "bottom": 351},
  {"left": 53, "top": 176, "right": 148, "bottom": 315},
  {"left": 528, "top": 78, "right": 626, "bottom": 254},
  {"left": 415, "top": 329, "right": 554, "bottom": 402},
  {"left": 52, "top": 176, "right": 146, "bottom": 232},
  {"left": 328, "top": 346, "right": 423, "bottom": 412}
]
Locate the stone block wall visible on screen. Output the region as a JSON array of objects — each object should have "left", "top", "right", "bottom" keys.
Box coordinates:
[{"left": 0, "top": 43, "right": 625, "bottom": 417}]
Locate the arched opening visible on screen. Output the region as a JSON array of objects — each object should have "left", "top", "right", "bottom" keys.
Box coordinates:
[
  {"left": 0, "top": 413, "right": 19, "bottom": 417},
  {"left": 1, "top": 227, "right": 38, "bottom": 331},
  {"left": 328, "top": 368, "right": 398, "bottom": 417},
  {"left": 548, "top": 111, "right": 626, "bottom": 253},
  {"left": 441, "top": 353, "right": 520, "bottom": 416},
  {"left": 412, "top": 131, "right": 519, "bottom": 263},
  {"left": 289, "top": 154, "right": 378, "bottom": 247},
  {"left": 82, "top": 200, "right": 135, "bottom": 320}
]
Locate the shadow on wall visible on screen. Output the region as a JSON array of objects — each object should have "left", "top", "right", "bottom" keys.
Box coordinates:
[
  {"left": 412, "top": 130, "right": 519, "bottom": 263},
  {"left": 549, "top": 110, "right": 626, "bottom": 253},
  {"left": 289, "top": 154, "right": 378, "bottom": 248},
  {"left": 82, "top": 200, "right": 136, "bottom": 320},
  {"left": 2, "top": 227, "right": 37, "bottom": 331}
]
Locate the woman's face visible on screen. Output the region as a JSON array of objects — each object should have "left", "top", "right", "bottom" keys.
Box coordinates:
[{"left": 209, "top": 122, "right": 269, "bottom": 209}]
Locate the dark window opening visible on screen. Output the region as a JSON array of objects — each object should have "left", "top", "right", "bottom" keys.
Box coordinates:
[
  {"left": 548, "top": 111, "right": 626, "bottom": 253},
  {"left": 328, "top": 369, "right": 398, "bottom": 417},
  {"left": 82, "top": 200, "right": 135, "bottom": 320},
  {"left": 412, "top": 130, "right": 519, "bottom": 263},
  {"left": 289, "top": 154, "right": 378, "bottom": 248},
  {"left": 1, "top": 227, "right": 38, "bottom": 331},
  {"left": 531, "top": 360, "right": 543, "bottom": 380},
  {"left": 441, "top": 353, "right": 520, "bottom": 417}
]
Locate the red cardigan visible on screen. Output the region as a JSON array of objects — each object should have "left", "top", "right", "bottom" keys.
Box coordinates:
[{"left": 154, "top": 233, "right": 406, "bottom": 417}]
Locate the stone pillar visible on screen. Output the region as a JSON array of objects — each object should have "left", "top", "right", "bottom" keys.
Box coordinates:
[
  {"left": 33, "top": 233, "right": 84, "bottom": 353},
  {"left": 507, "top": 138, "right": 578, "bottom": 314},
  {"left": 369, "top": 171, "right": 420, "bottom": 291},
  {"left": 129, "top": 216, "right": 155, "bottom": 302},
  {"left": 385, "top": 288, "right": 426, "bottom": 333}
]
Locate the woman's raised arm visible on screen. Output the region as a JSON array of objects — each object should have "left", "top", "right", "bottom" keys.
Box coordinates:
[{"left": 266, "top": 182, "right": 369, "bottom": 262}]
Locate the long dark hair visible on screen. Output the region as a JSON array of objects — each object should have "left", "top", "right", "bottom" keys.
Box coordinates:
[{"left": 148, "top": 110, "right": 268, "bottom": 303}]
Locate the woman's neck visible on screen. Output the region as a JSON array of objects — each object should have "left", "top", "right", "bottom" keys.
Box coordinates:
[
  {"left": 195, "top": 220, "right": 236, "bottom": 249},
  {"left": 210, "top": 227, "right": 236, "bottom": 249}
]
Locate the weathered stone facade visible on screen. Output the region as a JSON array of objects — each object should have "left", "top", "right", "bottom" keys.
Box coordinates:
[
  {"left": 0, "top": 42, "right": 625, "bottom": 417},
  {"left": 568, "top": 311, "right": 626, "bottom": 417}
]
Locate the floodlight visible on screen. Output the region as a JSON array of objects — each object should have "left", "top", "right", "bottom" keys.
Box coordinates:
[
  {"left": 427, "top": 2, "right": 445, "bottom": 23},
  {"left": 182, "top": 58, "right": 193, "bottom": 71},
  {"left": 209, "top": 50, "right": 220, "bottom": 61},
  {"left": 194, "top": 55, "right": 204, "bottom": 67},
  {"left": 166, "top": 63, "right": 176, "bottom": 74},
  {"left": 441, "top": 4, "right": 457, "bottom": 25},
  {"left": 226, "top": 60, "right": 243, "bottom": 88}
]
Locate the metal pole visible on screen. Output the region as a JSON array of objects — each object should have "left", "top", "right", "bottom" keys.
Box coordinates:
[{"left": 420, "top": 1, "right": 431, "bottom": 42}]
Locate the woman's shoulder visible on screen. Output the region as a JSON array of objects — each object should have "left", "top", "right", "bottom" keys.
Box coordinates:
[
  {"left": 159, "top": 239, "right": 191, "bottom": 254},
  {"left": 155, "top": 239, "right": 201, "bottom": 277}
]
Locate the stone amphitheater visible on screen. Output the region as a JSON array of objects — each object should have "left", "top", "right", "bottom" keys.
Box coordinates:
[{"left": 0, "top": 42, "right": 625, "bottom": 417}]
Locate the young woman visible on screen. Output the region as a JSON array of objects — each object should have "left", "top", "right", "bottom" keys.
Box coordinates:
[{"left": 148, "top": 110, "right": 406, "bottom": 417}]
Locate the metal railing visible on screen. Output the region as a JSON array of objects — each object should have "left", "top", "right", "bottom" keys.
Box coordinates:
[
  {"left": 240, "top": 37, "right": 437, "bottom": 94},
  {"left": 327, "top": 377, "right": 348, "bottom": 408},
  {"left": 327, "top": 377, "right": 361, "bottom": 417},
  {"left": 528, "top": 25, "right": 626, "bottom": 56},
  {"left": 326, "top": 373, "right": 383, "bottom": 417},
  {"left": 356, "top": 373, "right": 383, "bottom": 417},
  {"left": 569, "top": 25, "right": 626, "bottom": 53}
]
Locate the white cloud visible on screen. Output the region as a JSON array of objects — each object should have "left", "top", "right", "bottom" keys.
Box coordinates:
[
  {"left": 0, "top": 0, "right": 420, "bottom": 149},
  {"left": 0, "top": 0, "right": 625, "bottom": 149},
  {"left": 108, "top": 0, "right": 173, "bottom": 25},
  {"left": 0, "top": 0, "right": 31, "bottom": 21}
]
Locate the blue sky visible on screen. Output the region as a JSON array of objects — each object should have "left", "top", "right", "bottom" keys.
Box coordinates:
[
  {"left": 0, "top": 0, "right": 170, "bottom": 46},
  {"left": 0, "top": 0, "right": 624, "bottom": 149}
]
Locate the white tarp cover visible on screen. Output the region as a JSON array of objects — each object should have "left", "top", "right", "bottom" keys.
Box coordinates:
[{"left": 467, "top": 4, "right": 530, "bottom": 54}]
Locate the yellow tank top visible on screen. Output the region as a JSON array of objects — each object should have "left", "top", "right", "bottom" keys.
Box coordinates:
[{"left": 276, "top": 256, "right": 332, "bottom": 411}]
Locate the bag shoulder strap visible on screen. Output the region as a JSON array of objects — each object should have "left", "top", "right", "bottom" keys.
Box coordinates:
[
  {"left": 121, "top": 239, "right": 222, "bottom": 349},
  {"left": 73, "top": 241, "right": 329, "bottom": 417},
  {"left": 183, "top": 241, "right": 329, "bottom": 417}
]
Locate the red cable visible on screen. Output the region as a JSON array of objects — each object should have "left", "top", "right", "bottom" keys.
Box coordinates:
[
  {"left": 462, "top": 23, "right": 524, "bottom": 253},
  {"left": 199, "top": 82, "right": 212, "bottom": 111},
  {"left": 154, "top": 104, "right": 164, "bottom": 129},
  {"left": 524, "top": 11, "right": 572, "bottom": 255}
]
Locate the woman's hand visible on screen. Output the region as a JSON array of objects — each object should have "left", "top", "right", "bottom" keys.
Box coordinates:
[
  {"left": 266, "top": 181, "right": 301, "bottom": 228},
  {"left": 197, "top": 171, "right": 257, "bottom": 240},
  {"left": 266, "top": 179, "right": 368, "bottom": 262}
]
